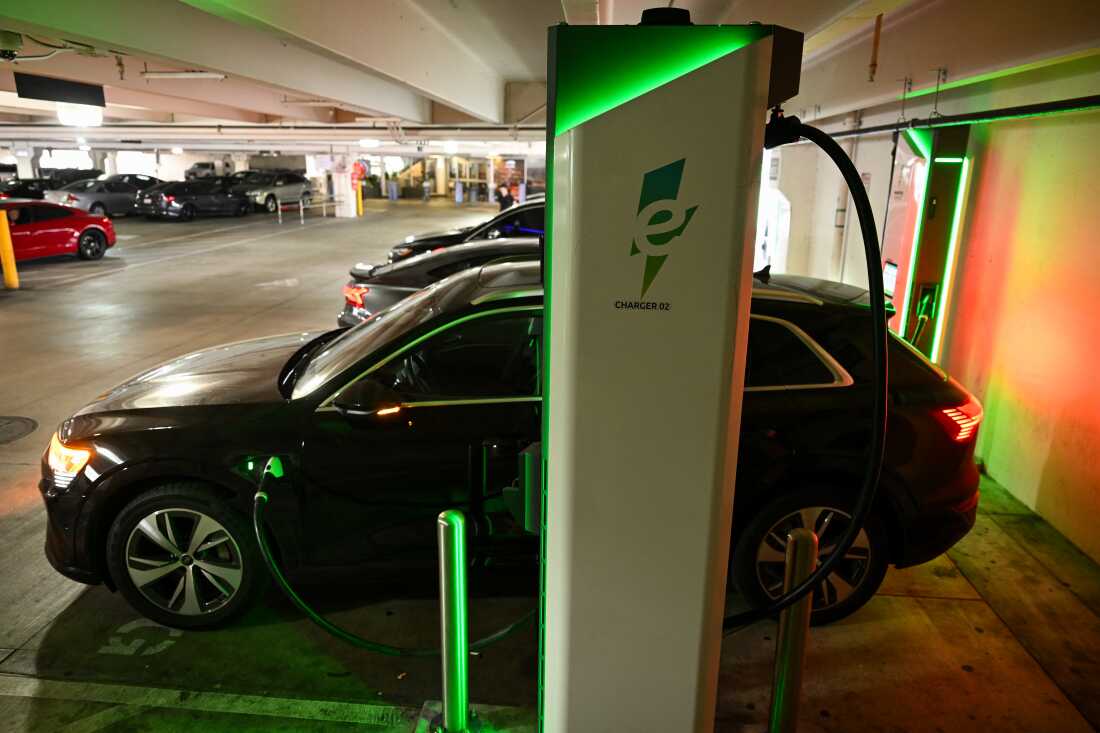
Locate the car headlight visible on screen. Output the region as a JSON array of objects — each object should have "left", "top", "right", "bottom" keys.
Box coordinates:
[
  {"left": 48, "top": 433, "right": 92, "bottom": 490},
  {"left": 246, "top": 190, "right": 260, "bottom": 196}
]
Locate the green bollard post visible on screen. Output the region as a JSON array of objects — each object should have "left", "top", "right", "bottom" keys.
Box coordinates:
[{"left": 437, "top": 509, "right": 469, "bottom": 732}]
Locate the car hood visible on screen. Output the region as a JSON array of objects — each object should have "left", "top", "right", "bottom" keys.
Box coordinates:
[{"left": 75, "top": 331, "right": 321, "bottom": 414}]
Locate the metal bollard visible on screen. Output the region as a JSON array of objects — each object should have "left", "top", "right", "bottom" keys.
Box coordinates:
[
  {"left": 299, "top": 198, "right": 305, "bottom": 224},
  {"left": 437, "top": 510, "right": 469, "bottom": 732},
  {"left": 276, "top": 196, "right": 282, "bottom": 224},
  {"left": 768, "top": 528, "right": 818, "bottom": 733}
]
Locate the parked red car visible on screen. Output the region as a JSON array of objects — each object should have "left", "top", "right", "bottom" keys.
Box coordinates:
[{"left": 2, "top": 200, "right": 116, "bottom": 261}]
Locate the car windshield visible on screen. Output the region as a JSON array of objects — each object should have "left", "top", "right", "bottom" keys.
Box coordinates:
[
  {"left": 292, "top": 286, "right": 440, "bottom": 399},
  {"left": 247, "top": 174, "right": 275, "bottom": 186}
]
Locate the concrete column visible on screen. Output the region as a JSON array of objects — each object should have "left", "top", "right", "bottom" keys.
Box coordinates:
[
  {"left": 435, "top": 156, "right": 447, "bottom": 196},
  {"left": 14, "top": 146, "right": 34, "bottom": 178},
  {"left": 102, "top": 151, "right": 118, "bottom": 176}
]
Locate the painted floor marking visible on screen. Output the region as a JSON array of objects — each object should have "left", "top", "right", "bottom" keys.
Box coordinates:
[
  {"left": 44, "top": 219, "right": 335, "bottom": 288},
  {"left": 0, "top": 673, "right": 416, "bottom": 727}
]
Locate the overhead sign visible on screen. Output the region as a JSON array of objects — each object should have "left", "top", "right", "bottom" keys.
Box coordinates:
[{"left": 14, "top": 72, "right": 105, "bottom": 107}]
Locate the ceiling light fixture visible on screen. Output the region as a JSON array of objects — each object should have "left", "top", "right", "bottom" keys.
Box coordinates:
[
  {"left": 171, "top": 146, "right": 184, "bottom": 155},
  {"left": 78, "top": 145, "right": 90, "bottom": 152},
  {"left": 443, "top": 140, "right": 458, "bottom": 154},
  {"left": 358, "top": 138, "right": 381, "bottom": 148},
  {"left": 56, "top": 102, "right": 103, "bottom": 127},
  {"left": 141, "top": 70, "right": 227, "bottom": 80}
]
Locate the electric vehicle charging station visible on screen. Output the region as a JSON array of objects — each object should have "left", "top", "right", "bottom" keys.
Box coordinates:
[
  {"left": 251, "top": 10, "right": 888, "bottom": 731},
  {"left": 541, "top": 11, "right": 804, "bottom": 731}
]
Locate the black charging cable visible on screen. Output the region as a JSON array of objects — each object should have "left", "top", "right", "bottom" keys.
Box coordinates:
[
  {"left": 254, "top": 460, "right": 536, "bottom": 656},
  {"left": 723, "top": 110, "right": 889, "bottom": 632}
]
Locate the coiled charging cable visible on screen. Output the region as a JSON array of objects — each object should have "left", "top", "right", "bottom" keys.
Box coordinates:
[
  {"left": 723, "top": 111, "right": 889, "bottom": 632},
  {"left": 254, "top": 458, "right": 535, "bottom": 656}
]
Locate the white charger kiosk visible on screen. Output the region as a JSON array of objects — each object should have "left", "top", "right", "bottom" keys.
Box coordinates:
[{"left": 541, "top": 12, "right": 803, "bottom": 731}]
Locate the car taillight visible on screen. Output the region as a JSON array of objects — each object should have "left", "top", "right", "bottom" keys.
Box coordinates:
[
  {"left": 65, "top": 194, "right": 79, "bottom": 204},
  {"left": 936, "top": 395, "right": 983, "bottom": 443},
  {"left": 342, "top": 283, "right": 369, "bottom": 307},
  {"left": 163, "top": 195, "right": 175, "bottom": 204}
]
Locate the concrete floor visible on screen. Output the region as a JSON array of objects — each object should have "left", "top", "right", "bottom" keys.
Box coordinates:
[{"left": 2, "top": 202, "right": 1099, "bottom": 731}]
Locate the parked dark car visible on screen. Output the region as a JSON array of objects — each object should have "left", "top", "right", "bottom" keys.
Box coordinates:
[
  {"left": 387, "top": 195, "right": 544, "bottom": 262},
  {"left": 42, "top": 168, "right": 104, "bottom": 188},
  {"left": 132, "top": 179, "right": 251, "bottom": 220},
  {"left": 1, "top": 199, "right": 115, "bottom": 261},
  {"left": 45, "top": 175, "right": 161, "bottom": 216},
  {"left": 339, "top": 237, "right": 540, "bottom": 326},
  {"left": 39, "top": 261, "right": 981, "bottom": 628},
  {"left": 0, "top": 178, "right": 51, "bottom": 200}
]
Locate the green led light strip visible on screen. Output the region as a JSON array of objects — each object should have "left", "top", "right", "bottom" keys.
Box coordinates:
[
  {"left": 933, "top": 157, "right": 964, "bottom": 163},
  {"left": 551, "top": 25, "right": 768, "bottom": 136},
  {"left": 930, "top": 158, "right": 972, "bottom": 363}
]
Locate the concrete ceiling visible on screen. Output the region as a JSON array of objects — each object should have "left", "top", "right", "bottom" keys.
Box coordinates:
[{"left": 0, "top": 0, "right": 1094, "bottom": 153}]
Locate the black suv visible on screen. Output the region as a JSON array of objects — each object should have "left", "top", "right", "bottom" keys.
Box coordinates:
[
  {"left": 40, "top": 262, "right": 980, "bottom": 628},
  {"left": 388, "top": 196, "right": 544, "bottom": 262},
  {"left": 133, "top": 179, "right": 251, "bottom": 220}
]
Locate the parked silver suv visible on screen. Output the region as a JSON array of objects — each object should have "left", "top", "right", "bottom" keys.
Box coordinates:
[{"left": 235, "top": 171, "right": 312, "bottom": 212}]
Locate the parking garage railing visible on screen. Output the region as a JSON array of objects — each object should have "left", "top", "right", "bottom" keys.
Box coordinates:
[{"left": 274, "top": 193, "right": 347, "bottom": 224}]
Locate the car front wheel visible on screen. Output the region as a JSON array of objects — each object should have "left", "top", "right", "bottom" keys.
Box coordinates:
[
  {"left": 731, "top": 487, "right": 889, "bottom": 625},
  {"left": 264, "top": 195, "right": 278, "bottom": 213},
  {"left": 77, "top": 230, "right": 107, "bottom": 260},
  {"left": 106, "top": 483, "right": 265, "bottom": 629}
]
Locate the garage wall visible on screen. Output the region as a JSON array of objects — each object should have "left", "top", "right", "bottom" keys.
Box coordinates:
[
  {"left": 940, "top": 109, "right": 1100, "bottom": 563},
  {"left": 773, "top": 132, "right": 894, "bottom": 288}
]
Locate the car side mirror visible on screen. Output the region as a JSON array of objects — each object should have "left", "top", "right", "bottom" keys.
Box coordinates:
[{"left": 333, "top": 378, "right": 403, "bottom": 419}]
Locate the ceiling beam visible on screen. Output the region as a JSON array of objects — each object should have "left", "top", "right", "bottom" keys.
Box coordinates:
[
  {"left": 181, "top": 0, "right": 502, "bottom": 123},
  {"left": 0, "top": 0, "right": 430, "bottom": 123}
]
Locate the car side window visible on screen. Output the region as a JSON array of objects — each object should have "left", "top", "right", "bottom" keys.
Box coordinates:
[
  {"left": 371, "top": 313, "right": 541, "bottom": 399},
  {"left": 32, "top": 205, "right": 72, "bottom": 222},
  {"left": 274, "top": 177, "right": 287, "bottom": 186},
  {"left": 744, "top": 317, "right": 837, "bottom": 388},
  {"left": 106, "top": 181, "right": 137, "bottom": 193},
  {"left": 5, "top": 206, "right": 32, "bottom": 227}
]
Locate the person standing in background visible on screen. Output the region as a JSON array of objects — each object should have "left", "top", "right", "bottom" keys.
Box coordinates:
[{"left": 497, "top": 184, "right": 513, "bottom": 211}]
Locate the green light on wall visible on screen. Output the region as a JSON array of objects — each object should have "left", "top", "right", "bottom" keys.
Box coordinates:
[
  {"left": 933, "top": 157, "right": 964, "bottom": 163},
  {"left": 931, "top": 158, "right": 972, "bottom": 363},
  {"left": 895, "top": 142, "right": 931, "bottom": 338},
  {"left": 551, "top": 25, "right": 768, "bottom": 136}
]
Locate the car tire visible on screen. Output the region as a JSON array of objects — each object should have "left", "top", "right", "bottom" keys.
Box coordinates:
[
  {"left": 88, "top": 202, "right": 107, "bottom": 217},
  {"left": 731, "top": 487, "right": 889, "bottom": 626},
  {"left": 179, "top": 204, "right": 196, "bottom": 222},
  {"left": 264, "top": 195, "right": 278, "bottom": 213},
  {"left": 76, "top": 230, "right": 107, "bottom": 260},
  {"left": 234, "top": 200, "right": 250, "bottom": 217},
  {"left": 105, "top": 483, "right": 266, "bottom": 629}
]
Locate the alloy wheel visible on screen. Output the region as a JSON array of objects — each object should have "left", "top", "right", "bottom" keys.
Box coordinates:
[
  {"left": 755, "top": 505, "right": 872, "bottom": 611},
  {"left": 78, "top": 232, "right": 105, "bottom": 259},
  {"left": 124, "top": 508, "right": 244, "bottom": 616}
]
